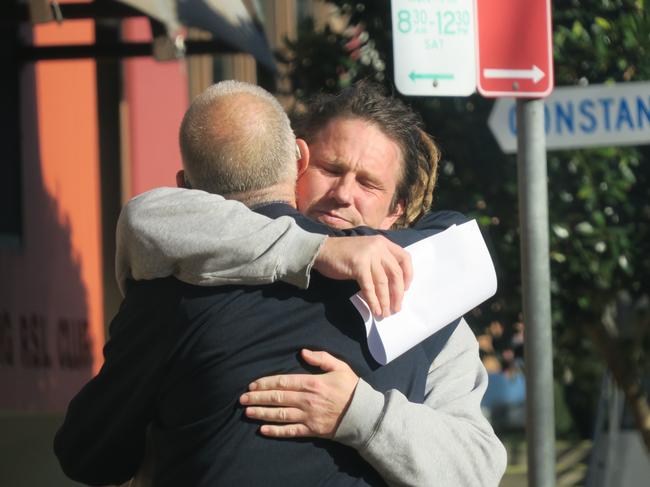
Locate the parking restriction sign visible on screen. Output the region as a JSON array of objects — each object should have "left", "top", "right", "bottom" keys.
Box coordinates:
[{"left": 392, "top": 0, "right": 477, "bottom": 97}]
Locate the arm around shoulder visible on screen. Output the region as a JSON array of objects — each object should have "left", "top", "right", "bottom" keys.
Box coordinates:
[
  {"left": 54, "top": 280, "right": 179, "bottom": 485},
  {"left": 115, "top": 187, "right": 326, "bottom": 295},
  {"left": 334, "top": 318, "right": 507, "bottom": 487}
]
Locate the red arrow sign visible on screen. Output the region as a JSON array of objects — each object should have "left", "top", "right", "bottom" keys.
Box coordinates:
[{"left": 476, "top": 0, "right": 554, "bottom": 98}]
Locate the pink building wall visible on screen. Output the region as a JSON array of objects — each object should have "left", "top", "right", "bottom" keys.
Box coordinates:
[
  {"left": 0, "top": 18, "right": 103, "bottom": 412},
  {"left": 0, "top": 9, "right": 191, "bottom": 486},
  {"left": 122, "top": 18, "right": 187, "bottom": 197},
  {"left": 0, "top": 16, "right": 189, "bottom": 414}
]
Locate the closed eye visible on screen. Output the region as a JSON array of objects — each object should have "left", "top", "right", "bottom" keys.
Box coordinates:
[
  {"left": 358, "top": 177, "right": 381, "bottom": 191},
  {"left": 319, "top": 163, "right": 344, "bottom": 176}
]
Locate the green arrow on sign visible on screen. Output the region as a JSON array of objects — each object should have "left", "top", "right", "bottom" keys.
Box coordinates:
[{"left": 409, "top": 71, "right": 455, "bottom": 81}]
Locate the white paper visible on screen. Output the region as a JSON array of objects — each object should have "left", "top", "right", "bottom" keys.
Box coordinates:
[{"left": 350, "top": 220, "right": 497, "bottom": 365}]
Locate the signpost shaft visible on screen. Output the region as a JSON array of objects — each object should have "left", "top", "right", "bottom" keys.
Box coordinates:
[{"left": 516, "top": 99, "right": 556, "bottom": 487}]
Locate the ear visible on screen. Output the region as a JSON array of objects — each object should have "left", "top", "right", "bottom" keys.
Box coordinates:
[
  {"left": 296, "top": 139, "right": 310, "bottom": 177},
  {"left": 176, "top": 170, "right": 187, "bottom": 188},
  {"left": 379, "top": 199, "right": 405, "bottom": 230}
]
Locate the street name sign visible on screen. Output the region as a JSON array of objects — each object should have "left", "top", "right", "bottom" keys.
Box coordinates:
[
  {"left": 475, "top": 0, "right": 554, "bottom": 98},
  {"left": 392, "top": 0, "right": 476, "bottom": 97},
  {"left": 488, "top": 82, "right": 650, "bottom": 153}
]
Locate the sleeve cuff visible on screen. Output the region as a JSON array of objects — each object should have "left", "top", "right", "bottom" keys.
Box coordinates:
[{"left": 333, "top": 378, "right": 385, "bottom": 450}]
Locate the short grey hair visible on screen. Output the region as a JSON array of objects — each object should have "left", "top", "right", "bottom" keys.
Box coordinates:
[{"left": 179, "top": 80, "right": 297, "bottom": 195}]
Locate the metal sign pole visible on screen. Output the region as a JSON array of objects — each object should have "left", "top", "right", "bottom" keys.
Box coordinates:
[{"left": 516, "top": 98, "right": 556, "bottom": 487}]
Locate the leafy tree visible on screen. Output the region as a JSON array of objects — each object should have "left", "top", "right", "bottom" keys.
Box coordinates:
[{"left": 283, "top": 0, "right": 650, "bottom": 449}]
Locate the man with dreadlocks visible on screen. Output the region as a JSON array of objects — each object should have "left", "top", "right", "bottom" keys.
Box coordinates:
[{"left": 111, "top": 81, "right": 506, "bottom": 485}]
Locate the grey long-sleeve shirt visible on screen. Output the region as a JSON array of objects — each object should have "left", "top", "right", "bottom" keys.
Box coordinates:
[
  {"left": 116, "top": 187, "right": 507, "bottom": 487},
  {"left": 115, "top": 188, "right": 326, "bottom": 295}
]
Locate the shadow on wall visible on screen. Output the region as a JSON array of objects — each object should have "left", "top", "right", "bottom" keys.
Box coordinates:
[{"left": 0, "top": 62, "right": 94, "bottom": 413}]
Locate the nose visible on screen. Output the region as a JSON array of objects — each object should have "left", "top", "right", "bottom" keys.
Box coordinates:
[{"left": 330, "top": 175, "right": 354, "bottom": 205}]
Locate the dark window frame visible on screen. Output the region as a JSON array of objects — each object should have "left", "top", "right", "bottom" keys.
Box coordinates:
[{"left": 0, "top": 16, "right": 24, "bottom": 248}]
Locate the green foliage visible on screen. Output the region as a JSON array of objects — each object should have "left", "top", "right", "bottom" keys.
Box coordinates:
[{"left": 285, "top": 0, "right": 650, "bottom": 437}]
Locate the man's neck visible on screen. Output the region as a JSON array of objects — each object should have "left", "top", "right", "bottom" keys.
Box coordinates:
[{"left": 225, "top": 183, "right": 297, "bottom": 209}]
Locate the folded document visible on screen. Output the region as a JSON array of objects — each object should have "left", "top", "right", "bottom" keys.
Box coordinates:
[{"left": 350, "top": 220, "right": 497, "bottom": 365}]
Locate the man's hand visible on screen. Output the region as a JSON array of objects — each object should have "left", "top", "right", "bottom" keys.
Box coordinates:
[
  {"left": 313, "top": 235, "right": 413, "bottom": 317},
  {"left": 239, "top": 349, "right": 359, "bottom": 439}
]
